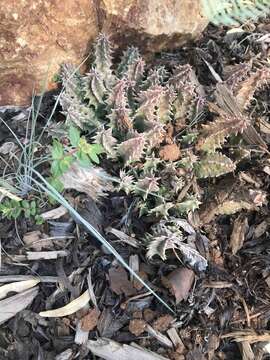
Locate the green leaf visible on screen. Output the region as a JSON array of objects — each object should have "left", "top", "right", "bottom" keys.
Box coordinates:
[
  {"left": 51, "top": 140, "right": 64, "bottom": 160},
  {"left": 69, "top": 125, "right": 81, "bottom": 147},
  {"left": 51, "top": 160, "right": 61, "bottom": 177},
  {"left": 59, "top": 155, "right": 74, "bottom": 173},
  {"left": 49, "top": 177, "right": 64, "bottom": 193},
  {"left": 35, "top": 215, "right": 44, "bottom": 225},
  {"left": 25, "top": 209, "right": 31, "bottom": 218},
  {"left": 77, "top": 151, "right": 92, "bottom": 167},
  {"left": 22, "top": 200, "right": 30, "bottom": 209}
]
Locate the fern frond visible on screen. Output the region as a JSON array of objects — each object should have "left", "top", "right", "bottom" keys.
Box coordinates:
[
  {"left": 201, "top": 0, "right": 270, "bottom": 26},
  {"left": 194, "top": 152, "right": 236, "bottom": 178}
]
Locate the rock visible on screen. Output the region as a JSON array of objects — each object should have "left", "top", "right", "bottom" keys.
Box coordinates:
[
  {"left": 0, "top": 0, "right": 208, "bottom": 106},
  {"left": 0, "top": 0, "right": 98, "bottom": 106},
  {"left": 99, "top": 0, "right": 208, "bottom": 53}
]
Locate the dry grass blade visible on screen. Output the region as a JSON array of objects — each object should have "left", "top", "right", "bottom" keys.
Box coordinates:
[
  {"left": 0, "top": 279, "right": 40, "bottom": 300},
  {"left": 0, "top": 286, "right": 39, "bottom": 325},
  {"left": 222, "top": 330, "right": 270, "bottom": 343},
  {"left": 39, "top": 289, "right": 90, "bottom": 317}
]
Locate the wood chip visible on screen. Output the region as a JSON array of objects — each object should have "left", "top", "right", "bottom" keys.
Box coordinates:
[
  {"left": 41, "top": 205, "right": 68, "bottom": 220},
  {"left": 87, "top": 338, "right": 170, "bottom": 360},
  {"left": 146, "top": 324, "right": 173, "bottom": 348},
  {"left": 167, "top": 328, "right": 185, "bottom": 351},
  {"left": 108, "top": 228, "right": 139, "bottom": 248},
  {"left": 0, "top": 286, "right": 39, "bottom": 325},
  {"left": 239, "top": 341, "right": 255, "bottom": 360},
  {"left": 0, "top": 279, "right": 40, "bottom": 300},
  {"left": 230, "top": 215, "right": 248, "bottom": 255},
  {"left": 26, "top": 250, "right": 69, "bottom": 260}
]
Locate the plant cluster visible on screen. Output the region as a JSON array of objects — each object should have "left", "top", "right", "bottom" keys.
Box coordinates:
[
  {"left": 201, "top": 0, "right": 270, "bottom": 26},
  {"left": 59, "top": 34, "right": 269, "bottom": 220},
  {"left": 0, "top": 199, "right": 43, "bottom": 224},
  {"left": 49, "top": 125, "right": 104, "bottom": 192}
]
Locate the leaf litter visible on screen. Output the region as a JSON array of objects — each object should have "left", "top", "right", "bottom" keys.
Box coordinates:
[{"left": 1, "top": 18, "right": 270, "bottom": 360}]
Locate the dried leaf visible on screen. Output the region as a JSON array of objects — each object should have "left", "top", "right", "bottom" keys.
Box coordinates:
[
  {"left": 60, "top": 162, "right": 113, "bottom": 201},
  {"left": 165, "top": 268, "right": 195, "bottom": 304},
  {"left": 108, "top": 266, "right": 136, "bottom": 296},
  {"left": 230, "top": 215, "right": 248, "bottom": 255},
  {"left": 81, "top": 308, "right": 100, "bottom": 331},
  {"left": 0, "top": 287, "right": 39, "bottom": 325},
  {"left": 159, "top": 144, "right": 181, "bottom": 161},
  {"left": 152, "top": 315, "right": 174, "bottom": 332},
  {"left": 23, "top": 231, "right": 53, "bottom": 251},
  {"left": 39, "top": 290, "right": 90, "bottom": 317},
  {"left": 129, "top": 319, "right": 147, "bottom": 336},
  {"left": 0, "top": 279, "right": 40, "bottom": 300},
  {"left": 117, "top": 135, "right": 146, "bottom": 164}
]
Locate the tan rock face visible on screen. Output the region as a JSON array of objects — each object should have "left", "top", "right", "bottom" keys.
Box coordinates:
[
  {"left": 98, "top": 0, "right": 208, "bottom": 53},
  {"left": 0, "top": 0, "right": 98, "bottom": 106},
  {"left": 0, "top": 0, "right": 207, "bottom": 106}
]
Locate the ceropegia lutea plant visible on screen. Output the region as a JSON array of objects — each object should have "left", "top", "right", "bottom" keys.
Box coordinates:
[{"left": 57, "top": 33, "right": 270, "bottom": 268}]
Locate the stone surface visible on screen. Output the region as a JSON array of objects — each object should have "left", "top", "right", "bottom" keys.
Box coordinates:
[
  {"left": 98, "top": 0, "right": 208, "bottom": 53},
  {"left": 0, "top": 0, "right": 208, "bottom": 106},
  {"left": 0, "top": 0, "right": 98, "bottom": 106}
]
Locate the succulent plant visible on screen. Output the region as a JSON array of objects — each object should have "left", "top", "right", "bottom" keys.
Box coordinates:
[{"left": 59, "top": 33, "right": 270, "bottom": 223}]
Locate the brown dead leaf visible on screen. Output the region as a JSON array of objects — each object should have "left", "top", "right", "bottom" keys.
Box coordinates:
[
  {"left": 60, "top": 162, "right": 113, "bottom": 201},
  {"left": 143, "top": 309, "right": 157, "bottom": 323},
  {"left": 81, "top": 308, "right": 100, "bottom": 331},
  {"left": 129, "top": 319, "right": 147, "bottom": 336},
  {"left": 108, "top": 266, "right": 137, "bottom": 296},
  {"left": 153, "top": 314, "right": 174, "bottom": 332},
  {"left": 23, "top": 231, "right": 53, "bottom": 251},
  {"left": 164, "top": 268, "right": 195, "bottom": 304},
  {"left": 230, "top": 215, "right": 248, "bottom": 255},
  {"left": 159, "top": 144, "right": 181, "bottom": 161}
]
